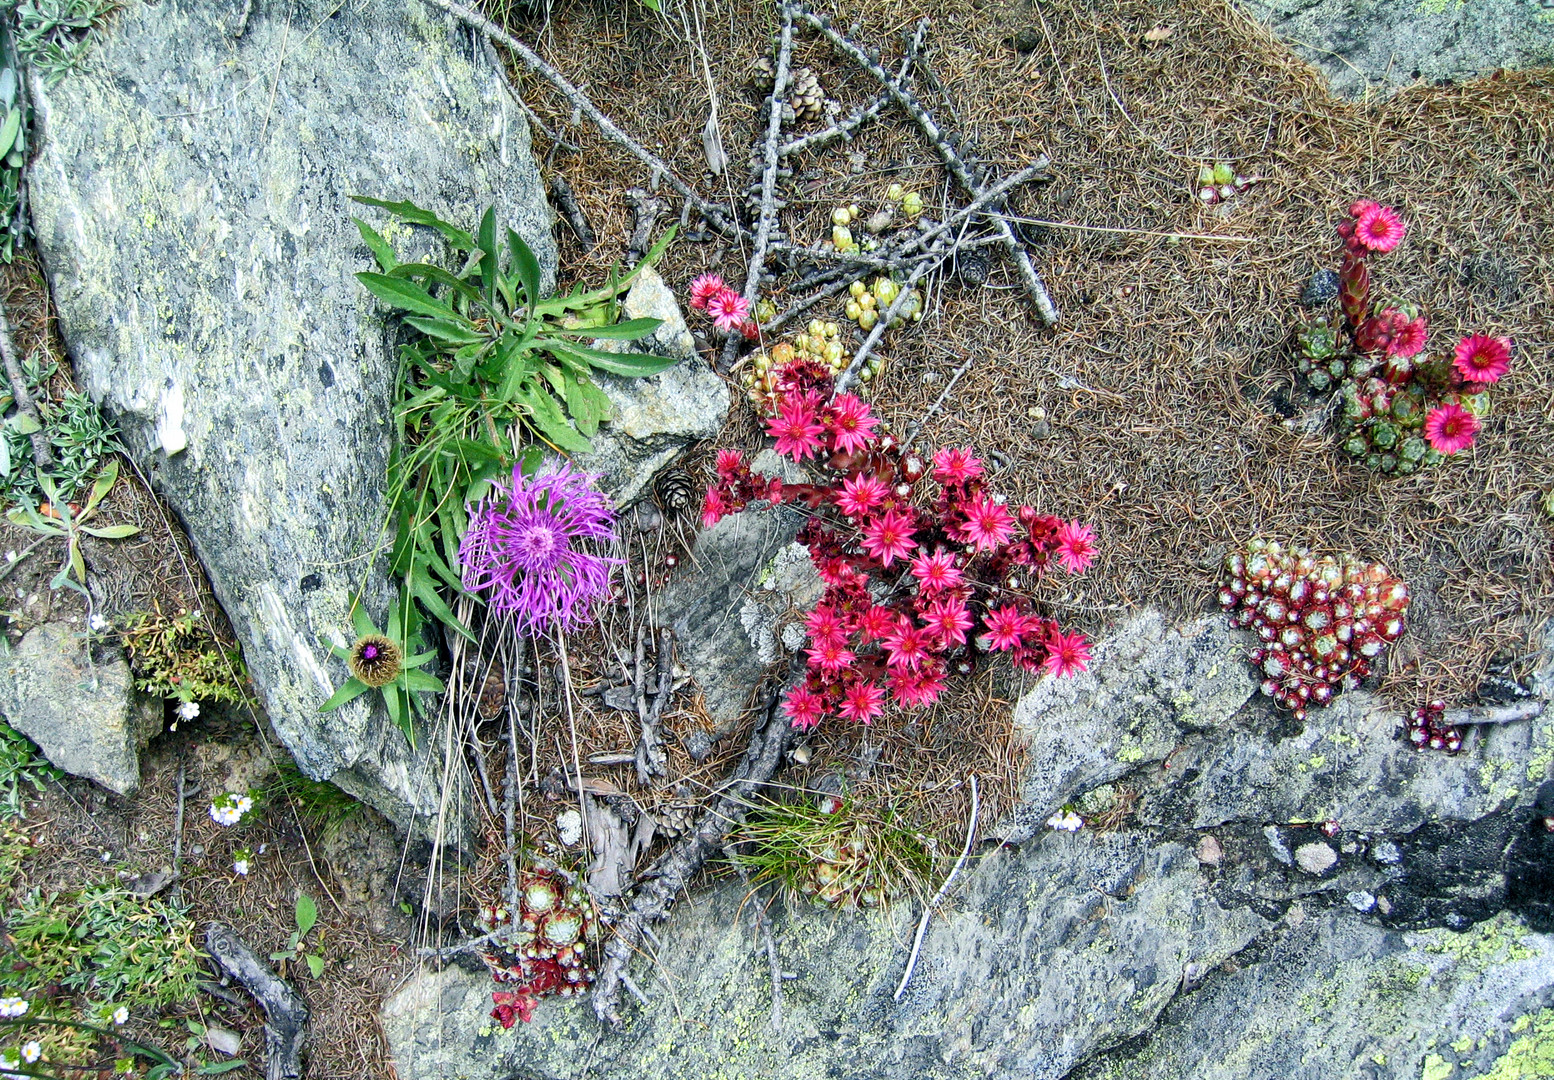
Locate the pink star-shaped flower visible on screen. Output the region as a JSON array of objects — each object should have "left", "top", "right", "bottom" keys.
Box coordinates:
[
  {"left": 837, "top": 680, "right": 886, "bottom": 724},
  {"left": 782, "top": 685, "right": 827, "bottom": 730},
  {"left": 1055, "top": 521, "right": 1096, "bottom": 574},
  {"left": 910, "top": 549, "right": 964, "bottom": 593},
  {"left": 861, "top": 508, "right": 918, "bottom": 567},
  {"left": 882, "top": 621, "right": 933, "bottom": 671},
  {"left": 957, "top": 493, "right": 1015, "bottom": 552},
  {"left": 931, "top": 447, "right": 984, "bottom": 487},
  {"left": 921, "top": 597, "right": 973, "bottom": 648},
  {"left": 824, "top": 394, "right": 878, "bottom": 455},
  {"left": 835, "top": 474, "right": 889, "bottom": 518},
  {"left": 766, "top": 396, "right": 826, "bottom": 461},
  {"left": 1043, "top": 629, "right": 1092, "bottom": 678},
  {"left": 983, "top": 604, "right": 1035, "bottom": 652}
]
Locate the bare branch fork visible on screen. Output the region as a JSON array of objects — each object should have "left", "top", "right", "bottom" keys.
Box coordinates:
[
  {"left": 592, "top": 681, "right": 797, "bottom": 1026},
  {"left": 426, "top": 0, "right": 741, "bottom": 238},
  {"left": 720, "top": 2, "right": 796, "bottom": 371},
  {"left": 791, "top": 5, "right": 1059, "bottom": 324}
]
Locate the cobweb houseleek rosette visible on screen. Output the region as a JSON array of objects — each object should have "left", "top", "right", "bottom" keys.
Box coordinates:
[{"left": 458, "top": 461, "right": 622, "bottom": 636}]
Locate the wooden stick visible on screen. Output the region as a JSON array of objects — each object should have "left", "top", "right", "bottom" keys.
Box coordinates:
[
  {"left": 720, "top": 2, "right": 796, "bottom": 372},
  {"left": 777, "top": 20, "right": 926, "bottom": 157},
  {"left": 833, "top": 255, "right": 937, "bottom": 395},
  {"left": 205, "top": 923, "right": 309, "bottom": 1080},
  {"left": 894, "top": 774, "right": 978, "bottom": 1001},
  {"left": 902, "top": 352, "right": 976, "bottom": 452},
  {"left": 792, "top": 7, "right": 1058, "bottom": 323},
  {"left": 425, "top": 0, "right": 740, "bottom": 237},
  {"left": 592, "top": 681, "right": 795, "bottom": 1026}
]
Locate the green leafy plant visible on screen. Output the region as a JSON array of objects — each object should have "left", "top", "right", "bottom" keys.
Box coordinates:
[
  {"left": 0, "top": 719, "right": 59, "bottom": 819},
  {"left": 351, "top": 196, "right": 675, "bottom": 644},
  {"left": 120, "top": 605, "right": 253, "bottom": 707},
  {"left": 1, "top": 883, "right": 204, "bottom": 1007},
  {"left": 320, "top": 597, "right": 443, "bottom": 745},
  {"left": 8, "top": 0, "right": 118, "bottom": 86},
  {"left": 0, "top": 31, "right": 29, "bottom": 262},
  {"left": 269, "top": 893, "right": 324, "bottom": 979},
  {"left": 4, "top": 459, "right": 138, "bottom": 595}
]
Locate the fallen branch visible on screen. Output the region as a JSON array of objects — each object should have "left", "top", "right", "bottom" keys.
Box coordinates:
[
  {"left": 592, "top": 681, "right": 796, "bottom": 1026},
  {"left": 777, "top": 20, "right": 926, "bottom": 158},
  {"left": 547, "top": 172, "right": 595, "bottom": 248},
  {"left": 894, "top": 774, "right": 979, "bottom": 1001},
  {"left": 720, "top": 2, "right": 796, "bottom": 372},
  {"left": 205, "top": 923, "right": 308, "bottom": 1080},
  {"left": 792, "top": 6, "right": 1058, "bottom": 324},
  {"left": 633, "top": 627, "right": 673, "bottom": 787},
  {"left": 425, "top": 0, "right": 740, "bottom": 238},
  {"left": 1445, "top": 700, "right": 1544, "bottom": 727},
  {"left": 834, "top": 255, "right": 936, "bottom": 395},
  {"left": 0, "top": 307, "right": 52, "bottom": 471}
]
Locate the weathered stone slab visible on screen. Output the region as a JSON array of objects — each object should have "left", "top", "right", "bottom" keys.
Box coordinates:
[
  {"left": 27, "top": 0, "right": 555, "bottom": 827},
  {"left": 0, "top": 622, "right": 156, "bottom": 795}
]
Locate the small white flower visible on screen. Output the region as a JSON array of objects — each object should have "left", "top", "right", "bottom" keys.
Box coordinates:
[
  {"left": 0, "top": 1049, "right": 18, "bottom": 1070},
  {"left": 21, "top": 1042, "right": 40, "bottom": 1064},
  {"left": 112, "top": 1005, "right": 129, "bottom": 1026},
  {"left": 0, "top": 996, "right": 27, "bottom": 1018},
  {"left": 233, "top": 859, "right": 250, "bottom": 876},
  {"left": 209, "top": 792, "right": 252, "bottom": 827},
  {"left": 1046, "top": 810, "right": 1083, "bottom": 833},
  {"left": 90, "top": 613, "right": 110, "bottom": 631},
  {"left": 3, "top": 550, "right": 13, "bottom": 562},
  {"left": 176, "top": 700, "right": 200, "bottom": 722}
]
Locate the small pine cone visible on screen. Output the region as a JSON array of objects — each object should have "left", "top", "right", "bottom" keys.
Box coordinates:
[
  {"left": 349, "top": 633, "right": 402, "bottom": 688},
  {"left": 656, "top": 467, "right": 697, "bottom": 513}
]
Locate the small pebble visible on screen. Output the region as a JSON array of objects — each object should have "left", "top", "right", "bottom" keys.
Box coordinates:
[
  {"left": 1196, "top": 835, "right": 1223, "bottom": 865},
  {"left": 1294, "top": 841, "right": 1338, "bottom": 875},
  {"left": 1371, "top": 839, "right": 1402, "bottom": 865},
  {"left": 1300, "top": 268, "right": 1341, "bottom": 308},
  {"left": 1347, "top": 890, "right": 1376, "bottom": 912}
]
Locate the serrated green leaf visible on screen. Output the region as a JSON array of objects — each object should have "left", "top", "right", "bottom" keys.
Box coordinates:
[
  {"left": 295, "top": 893, "right": 317, "bottom": 936},
  {"left": 349, "top": 196, "right": 477, "bottom": 250},
  {"left": 357, "top": 273, "right": 458, "bottom": 320},
  {"left": 353, "top": 217, "right": 398, "bottom": 273},
  {"left": 477, "top": 207, "right": 498, "bottom": 303},
  {"left": 387, "top": 262, "right": 483, "bottom": 304},
  {"left": 318, "top": 677, "right": 371, "bottom": 712},
  {"left": 401, "top": 669, "right": 446, "bottom": 693},
  {"left": 516, "top": 382, "right": 592, "bottom": 453},
  {"left": 349, "top": 600, "right": 377, "bottom": 639},
  {"left": 539, "top": 338, "right": 679, "bottom": 378}
]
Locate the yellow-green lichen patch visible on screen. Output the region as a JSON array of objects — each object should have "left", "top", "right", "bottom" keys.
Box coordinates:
[
  {"left": 1422, "top": 1051, "right": 1456, "bottom": 1080},
  {"left": 1525, "top": 725, "right": 1554, "bottom": 783},
  {"left": 1465, "top": 1009, "right": 1554, "bottom": 1080}
]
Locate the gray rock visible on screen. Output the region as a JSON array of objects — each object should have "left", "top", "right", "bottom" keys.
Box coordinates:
[
  {"left": 383, "top": 832, "right": 1268, "bottom": 1080},
  {"left": 27, "top": 0, "right": 555, "bottom": 828},
  {"left": 0, "top": 623, "right": 157, "bottom": 795},
  {"left": 657, "top": 452, "right": 809, "bottom": 734},
  {"left": 1238, "top": 0, "right": 1554, "bottom": 99},
  {"left": 1347, "top": 890, "right": 1376, "bottom": 912},
  {"left": 1295, "top": 841, "right": 1339, "bottom": 875},
  {"left": 577, "top": 267, "right": 729, "bottom": 507},
  {"left": 1265, "top": 825, "right": 1294, "bottom": 865},
  {"left": 1076, "top": 911, "right": 1554, "bottom": 1080},
  {"left": 1000, "top": 612, "right": 1257, "bottom": 842}
]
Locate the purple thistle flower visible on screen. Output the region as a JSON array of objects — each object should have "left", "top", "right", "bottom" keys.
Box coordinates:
[{"left": 458, "top": 462, "right": 622, "bottom": 636}]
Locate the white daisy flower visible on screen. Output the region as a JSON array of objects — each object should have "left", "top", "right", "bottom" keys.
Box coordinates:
[
  {"left": 176, "top": 700, "right": 200, "bottom": 722},
  {"left": 112, "top": 1005, "right": 129, "bottom": 1026},
  {"left": 0, "top": 996, "right": 26, "bottom": 1018},
  {"left": 21, "top": 1041, "right": 41, "bottom": 1064}
]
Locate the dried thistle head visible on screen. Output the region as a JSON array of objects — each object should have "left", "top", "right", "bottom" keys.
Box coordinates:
[{"left": 348, "top": 634, "right": 401, "bottom": 688}]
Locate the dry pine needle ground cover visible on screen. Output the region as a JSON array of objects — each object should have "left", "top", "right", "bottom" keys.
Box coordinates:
[{"left": 503, "top": 0, "right": 1553, "bottom": 716}]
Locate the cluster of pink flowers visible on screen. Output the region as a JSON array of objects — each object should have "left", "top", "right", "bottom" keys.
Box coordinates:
[
  {"left": 689, "top": 273, "right": 759, "bottom": 341},
  {"left": 702, "top": 360, "right": 1094, "bottom": 731},
  {"left": 1321, "top": 200, "right": 1514, "bottom": 467}
]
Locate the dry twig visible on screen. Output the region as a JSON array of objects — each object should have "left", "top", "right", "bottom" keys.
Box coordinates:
[{"left": 0, "top": 306, "right": 52, "bottom": 470}]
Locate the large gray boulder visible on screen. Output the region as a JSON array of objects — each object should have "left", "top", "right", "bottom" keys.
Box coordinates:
[
  {"left": 26, "top": 0, "right": 556, "bottom": 828},
  {"left": 1238, "top": 0, "right": 1554, "bottom": 99},
  {"left": 383, "top": 607, "right": 1554, "bottom": 1079}
]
